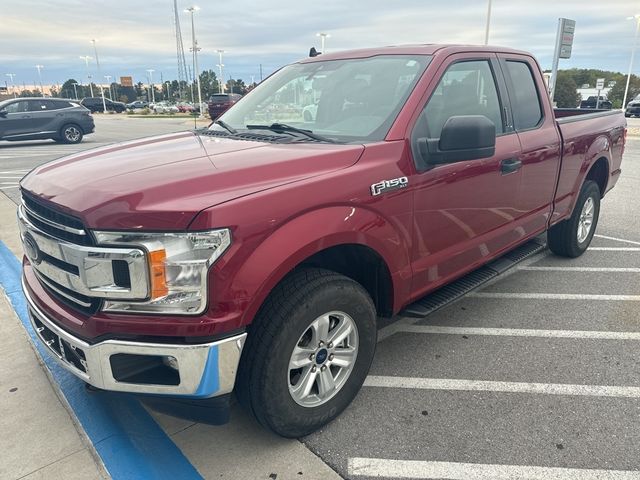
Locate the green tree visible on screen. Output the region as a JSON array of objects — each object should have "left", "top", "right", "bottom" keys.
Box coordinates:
[
  {"left": 227, "top": 78, "right": 247, "bottom": 95},
  {"left": 554, "top": 73, "right": 580, "bottom": 108},
  {"left": 199, "top": 70, "right": 220, "bottom": 100},
  {"left": 607, "top": 75, "right": 640, "bottom": 108}
]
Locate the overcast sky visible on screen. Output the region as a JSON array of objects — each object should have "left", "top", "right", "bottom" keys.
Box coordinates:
[{"left": 1, "top": 0, "right": 638, "bottom": 89}]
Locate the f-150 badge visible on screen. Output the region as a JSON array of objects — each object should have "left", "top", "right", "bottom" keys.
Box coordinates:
[{"left": 370, "top": 177, "right": 409, "bottom": 196}]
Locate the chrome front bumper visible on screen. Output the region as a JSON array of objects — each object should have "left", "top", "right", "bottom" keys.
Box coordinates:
[{"left": 23, "top": 279, "right": 246, "bottom": 398}]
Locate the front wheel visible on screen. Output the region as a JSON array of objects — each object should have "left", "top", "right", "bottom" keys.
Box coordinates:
[
  {"left": 548, "top": 180, "right": 600, "bottom": 257},
  {"left": 236, "top": 268, "right": 377, "bottom": 437},
  {"left": 57, "top": 124, "right": 83, "bottom": 144}
]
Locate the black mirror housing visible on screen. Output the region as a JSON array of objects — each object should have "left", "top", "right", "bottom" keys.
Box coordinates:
[{"left": 420, "top": 115, "right": 496, "bottom": 165}]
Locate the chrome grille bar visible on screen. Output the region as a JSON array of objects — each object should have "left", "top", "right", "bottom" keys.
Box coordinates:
[{"left": 21, "top": 198, "right": 86, "bottom": 236}]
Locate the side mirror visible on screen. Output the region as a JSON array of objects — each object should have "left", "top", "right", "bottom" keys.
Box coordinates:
[
  {"left": 0, "top": 110, "right": 7, "bottom": 118},
  {"left": 419, "top": 115, "right": 496, "bottom": 165}
]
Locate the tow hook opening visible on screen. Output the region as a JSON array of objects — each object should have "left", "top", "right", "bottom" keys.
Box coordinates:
[{"left": 109, "top": 353, "right": 181, "bottom": 386}]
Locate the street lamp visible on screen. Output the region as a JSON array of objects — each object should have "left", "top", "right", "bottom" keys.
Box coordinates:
[
  {"left": 623, "top": 14, "right": 640, "bottom": 109},
  {"left": 90, "top": 39, "right": 107, "bottom": 113},
  {"left": 35, "top": 65, "right": 44, "bottom": 97},
  {"left": 72, "top": 82, "right": 79, "bottom": 99},
  {"left": 216, "top": 49, "right": 225, "bottom": 94},
  {"left": 185, "top": 6, "right": 204, "bottom": 117},
  {"left": 79, "top": 56, "right": 94, "bottom": 97},
  {"left": 316, "top": 32, "right": 330, "bottom": 53},
  {"left": 104, "top": 75, "right": 112, "bottom": 100},
  {"left": 146, "top": 69, "right": 156, "bottom": 103},
  {"left": 484, "top": 0, "right": 492, "bottom": 45},
  {"left": 5, "top": 73, "right": 16, "bottom": 98}
]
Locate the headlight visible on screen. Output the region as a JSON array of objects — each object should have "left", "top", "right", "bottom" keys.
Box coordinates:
[{"left": 94, "top": 229, "right": 231, "bottom": 314}]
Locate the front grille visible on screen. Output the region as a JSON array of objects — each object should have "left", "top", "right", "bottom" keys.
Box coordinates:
[
  {"left": 36, "top": 270, "right": 101, "bottom": 315},
  {"left": 21, "top": 191, "right": 91, "bottom": 246},
  {"left": 31, "top": 310, "right": 88, "bottom": 373}
]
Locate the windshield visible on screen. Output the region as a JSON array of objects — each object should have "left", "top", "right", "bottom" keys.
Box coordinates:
[{"left": 212, "top": 54, "right": 431, "bottom": 142}]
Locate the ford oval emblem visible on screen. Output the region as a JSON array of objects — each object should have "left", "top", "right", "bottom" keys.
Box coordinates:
[{"left": 23, "top": 233, "right": 42, "bottom": 265}]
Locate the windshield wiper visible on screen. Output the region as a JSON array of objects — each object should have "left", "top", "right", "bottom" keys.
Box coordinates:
[
  {"left": 245, "top": 123, "right": 336, "bottom": 143},
  {"left": 214, "top": 119, "right": 237, "bottom": 134}
]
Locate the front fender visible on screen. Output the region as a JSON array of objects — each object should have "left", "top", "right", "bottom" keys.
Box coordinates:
[{"left": 224, "top": 205, "right": 412, "bottom": 327}]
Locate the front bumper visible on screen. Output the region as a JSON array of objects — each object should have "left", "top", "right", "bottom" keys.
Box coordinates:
[{"left": 23, "top": 279, "right": 246, "bottom": 398}]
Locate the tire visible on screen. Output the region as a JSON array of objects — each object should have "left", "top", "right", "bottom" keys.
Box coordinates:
[
  {"left": 548, "top": 180, "right": 600, "bottom": 257},
  {"left": 303, "top": 110, "right": 313, "bottom": 122},
  {"left": 236, "top": 268, "right": 377, "bottom": 437},
  {"left": 625, "top": 113, "right": 631, "bottom": 118},
  {"left": 58, "top": 124, "right": 83, "bottom": 144}
]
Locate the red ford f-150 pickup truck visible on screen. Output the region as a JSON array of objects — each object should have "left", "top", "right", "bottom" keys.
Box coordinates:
[{"left": 18, "top": 45, "right": 625, "bottom": 437}]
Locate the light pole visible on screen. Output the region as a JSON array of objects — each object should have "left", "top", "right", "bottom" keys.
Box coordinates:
[
  {"left": 79, "top": 56, "right": 94, "bottom": 97},
  {"left": 72, "top": 82, "right": 79, "bottom": 99},
  {"left": 5, "top": 73, "right": 16, "bottom": 98},
  {"left": 216, "top": 49, "right": 225, "bottom": 94},
  {"left": 623, "top": 14, "right": 640, "bottom": 110},
  {"left": 146, "top": 69, "right": 156, "bottom": 103},
  {"left": 185, "top": 6, "right": 203, "bottom": 117},
  {"left": 35, "top": 65, "right": 44, "bottom": 96},
  {"left": 484, "top": 0, "right": 492, "bottom": 45},
  {"left": 104, "top": 75, "right": 113, "bottom": 99},
  {"left": 316, "top": 32, "right": 330, "bottom": 53},
  {"left": 91, "top": 39, "right": 107, "bottom": 113}
]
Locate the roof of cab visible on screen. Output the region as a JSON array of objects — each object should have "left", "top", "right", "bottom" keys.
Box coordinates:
[{"left": 298, "top": 44, "right": 532, "bottom": 63}]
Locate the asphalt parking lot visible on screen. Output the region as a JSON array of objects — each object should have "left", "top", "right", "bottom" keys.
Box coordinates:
[{"left": 1, "top": 115, "right": 639, "bottom": 479}]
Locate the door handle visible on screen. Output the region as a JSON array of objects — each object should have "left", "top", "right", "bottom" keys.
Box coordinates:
[{"left": 501, "top": 158, "right": 522, "bottom": 175}]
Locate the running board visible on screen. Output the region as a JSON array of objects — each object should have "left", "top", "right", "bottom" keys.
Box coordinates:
[{"left": 401, "top": 237, "right": 547, "bottom": 318}]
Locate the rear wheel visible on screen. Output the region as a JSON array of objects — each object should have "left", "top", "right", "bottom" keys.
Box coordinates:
[
  {"left": 548, "top": 180, "right": 600, "bottom": 257},
  {"left": 236, "top": 268, "right": 377, "bottom": 437},
  {"left": 57, "top": 124, "right": 83, "bottom": 144}
]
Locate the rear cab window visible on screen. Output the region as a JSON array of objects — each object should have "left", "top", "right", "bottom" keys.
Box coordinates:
[{"left": 503, "top": 60, "right": 543, "bottom": 130}]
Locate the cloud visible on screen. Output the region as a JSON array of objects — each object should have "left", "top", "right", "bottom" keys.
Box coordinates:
[{"left": 0, "top": 0, "right": 637, "bottom": 86}]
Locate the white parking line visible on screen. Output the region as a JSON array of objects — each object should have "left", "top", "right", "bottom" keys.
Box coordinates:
[
  {"left": 595, "top": 234, "right": 640, "bottom": 246},
  {"left": 470, "top": 292, "right": 640, "bottom": 301},
  {"left": 348, "top": 458, "right": 640, "bottom": 479},
  {"left": 399, "top": 325, "right": 640, "bottom": 340},
  {"left": 521, "top": 266, "right": 640, "bottom": 273},
  {"left": 588, "top": 247, "right": 640, "bottom": 251},
  {"left": 363, "top": 376, "right": 640, "bottom": 398}
]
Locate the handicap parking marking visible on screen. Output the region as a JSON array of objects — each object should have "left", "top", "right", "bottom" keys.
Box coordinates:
[{"left": 347, "top": 458, "right": 640, "bottom": 479}]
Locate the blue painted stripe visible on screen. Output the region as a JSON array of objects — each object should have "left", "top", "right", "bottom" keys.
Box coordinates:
[{"left": 0, "top": 241, "right": 203, "bottom": 480}]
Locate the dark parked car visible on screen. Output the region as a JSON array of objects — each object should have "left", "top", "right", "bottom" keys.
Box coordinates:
[
  {"left": 625, "top": 94, "right": 640, "bottom": 117},
  {"left": 80, "top": 97, "right": 126, "bottom": 113},
  {"left": 207, "top": 93, "right": 242, "bottom": 119},
  {"left": 579, "top": 96, "right": 612, "bottom": 110},
  {"left": 0, "top": 97, "right": 95, "bottom": 144}
]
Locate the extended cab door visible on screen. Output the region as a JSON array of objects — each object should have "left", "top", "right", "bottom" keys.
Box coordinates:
[
  {"left": 497, "top": 54, "right": 562, "bottom": 235},
  {"left": 408, "top": 54, "right": 523, "bottom": 299}
]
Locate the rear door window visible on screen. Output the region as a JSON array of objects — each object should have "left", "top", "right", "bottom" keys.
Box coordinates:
[
  {"left": 28, "top": 100, "right": 49, "bottom": 111},
  {"left": 504, "top": 61, "right": 543, "bottom": 130}
]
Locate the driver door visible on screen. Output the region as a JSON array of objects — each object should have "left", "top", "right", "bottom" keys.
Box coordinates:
[
  {"left": 408, "top": 54, "right": 523, "bottom": 299},
  {"left": 0, "top": 100, "right": 32, "bottom": 138}
]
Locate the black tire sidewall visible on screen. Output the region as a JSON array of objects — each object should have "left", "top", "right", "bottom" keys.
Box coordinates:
[
  {"left": 253, "top": 277, "right": 376, "bottom": 437},
  {"left": 566, "top": 181, "right": 601, "bottom": 256}
]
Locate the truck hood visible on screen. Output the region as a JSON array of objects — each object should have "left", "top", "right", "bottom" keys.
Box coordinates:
[{"left": 21, "top": 131, "right": 364, "bottom": 230}]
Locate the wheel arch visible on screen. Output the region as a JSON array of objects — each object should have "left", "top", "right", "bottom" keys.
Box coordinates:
[{"left": 226, "top": 206, "right": 411, "bottom": 328}]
